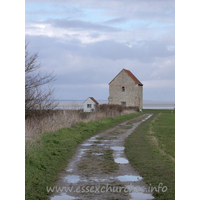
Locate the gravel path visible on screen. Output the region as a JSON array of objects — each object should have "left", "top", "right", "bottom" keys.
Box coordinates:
[{"left": 49, "top": 114, "right": 154, "bottom": 200}]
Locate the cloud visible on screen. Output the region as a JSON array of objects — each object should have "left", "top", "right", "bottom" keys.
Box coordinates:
[
  {"left": 26, "top": 0, "right": 175, "bottom": 25},
  {"left": 104, "top": 18, "right": 128, "bottom": 24},
  {"left": 85, "top": 40, "right": 174, "bottom": 61},
  {"left": 26, "top": 18, "right": 120, "bottom": 43},
  {"left": 25, "top": 0, "right": 175, "bottom": 101},
  {"left": 26, "top": 35, "right": 174, "bottom": 81},
  {"left": 47, "top": 19, "right": 120, "bottom": 32}
]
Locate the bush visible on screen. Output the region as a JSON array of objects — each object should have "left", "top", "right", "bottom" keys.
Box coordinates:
[
  {"left": 25, "top": 105, "right": 139, "bottom": 142},
  {"left": 97, "top": 104, "right": 139, "bottom": 113}
]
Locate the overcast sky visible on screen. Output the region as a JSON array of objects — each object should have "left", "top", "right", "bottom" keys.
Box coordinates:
[{"left": 25, "top": 0, "right": 175, "bottom": 102}]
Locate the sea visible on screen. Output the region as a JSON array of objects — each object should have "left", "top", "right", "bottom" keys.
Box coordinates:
[{"left": 54, "top": 100, "right": 175, "bottom": 110}]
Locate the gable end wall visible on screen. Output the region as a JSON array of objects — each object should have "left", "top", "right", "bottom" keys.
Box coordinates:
[{"left": 108, "top": 70, "right": 143, "bottom": 109}]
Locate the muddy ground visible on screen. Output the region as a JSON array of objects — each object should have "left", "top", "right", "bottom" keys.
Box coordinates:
[{"left": 49, "top": 114, "right": 154, "bottom": 200}]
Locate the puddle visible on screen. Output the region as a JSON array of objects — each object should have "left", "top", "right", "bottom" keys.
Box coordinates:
[
  {"left": 92, "top": 153, "right": 103, "bottom": 156},
  {"left": 87, "top": 139, "right": 98, "bottom": 142},
  {"left": 117, "top": 175, "right": 142, "bottom": 182},
  {"left": 51, "top": 193, "right": 78, "bottom": 200},
  {"left": 109, "top": 136, "right": 117, "bottom": 138},
  {"left": 114, "top": 157, "right": 129, "bottom": 164},
  {"left": 64, "top": 175, "right": 112, "bottom": 184},
  {"left": 96, "top": 143, "right": 106, "bottom": 146},
  {"left": 77, "top": 149, "right": 89, "bottom": 159},
  {"left": 64, "top": 175, "right": 81, "bottom": 183},
  {"left": 64, "top": 175, "right": 142, "bottom": 184},
  {"left": 130, "top": 192, "right": 154, "bottom": 200},
  {"left": 110, "top": 146, "right": 125, "bottom": 151},
  {"left": 66, "top": 168, "right": 73, "bottom": 172},
  {"left": 81, "top": 143, "right": 92, "bottom": 146},
  {"left": 79, "top": 149, "right": 89, "bottom": 155},
  {"left": 142, "top": 114, "right": 153, "bottom": 122},
  {"left": 90, "top": 136, "right": 98, "bottom": 139}
]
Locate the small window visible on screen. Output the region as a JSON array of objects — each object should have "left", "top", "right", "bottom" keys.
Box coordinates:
[
  {"left": 121, "top": 102, "right": 126, "bottom": 106},
  {"left": 122, "top": 86, "right": 125, "bottom": 92},
  {"left": 87, "top": 104, "right": 92, "bottom": 108}
]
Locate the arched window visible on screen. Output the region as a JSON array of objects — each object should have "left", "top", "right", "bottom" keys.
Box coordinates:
[{"left": 122, "top": 86, "right": 125, "bottom": 92}]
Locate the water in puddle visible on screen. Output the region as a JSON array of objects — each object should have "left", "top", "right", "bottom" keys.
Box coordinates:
[
  {"left": 77, "top": 149, "right": 89, "bottom": 159},
  {"left": 110, "top": 146, "right": 125, "bottom": 151},
  {"left": 81, "top": 143, "right": 92, "bottom": 146},
  {"left": 90, "top": 136, "right": 97, "bottom": 139},
  {"left": 51, "top": 193, "right": 78, "bottom": 200},
  {"left": 92, "top": 153, "right": 103, "bottom": 156},
  {"left": 117, "top": 175, "right": 142, "bottom": 182},
  {"left": 79, "top": 149, "right": 89, "bottom": 155},
  {"left": 64, "top": 174, "right": 143, "bottom": 184},
  {"left": 64, "top": 175, "right": 111, "bottom": 184},
  {"left": 64, "top": 175, "right": 81, "bottom": 183},
  {"left": 141, "top": 114, "right": 153, "bottom": 122},
  {"left": 114, "top": 157, "right": 129, "bottom": 164},
  {"left": 96, "top": 143, "right": 106, "bottom": 146},
  {"left": 87, "top": 139, "right": 97, "bottom": 142},
  {"left": 66, "top": 168, "right": 73, "bottom": 172},
  {"left": 130, "top": 192, "right": 154, "bottom": 200}
]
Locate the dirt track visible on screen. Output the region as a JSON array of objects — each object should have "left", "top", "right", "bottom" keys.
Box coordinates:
[{"left": 49, "top": 114, "right": 154, "bottom": 200}]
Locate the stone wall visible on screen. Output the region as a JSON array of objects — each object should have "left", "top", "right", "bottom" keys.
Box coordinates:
[{"left": 108, "top": 70, "right": 143, "bottom": 109}]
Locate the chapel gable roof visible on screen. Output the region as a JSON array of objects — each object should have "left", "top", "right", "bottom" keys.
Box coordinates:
[{"left": 109, "top": 69, "right": 143, "bottom": 86}]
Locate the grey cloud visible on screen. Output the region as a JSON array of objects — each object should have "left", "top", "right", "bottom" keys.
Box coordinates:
[
  {"left": 89, "top": 33, "right": 101, "bottom": 38},
  {"left": 85, "top": 40, "right": 174, "bottom": 62},
  {"left": 26, "top": 0, "right": 174, "bottom": 24},
  {"left": 25, "top": 0, "right": 174, "bottom": 102},
  {"left": 26, "top": 35, "right": 174, "bottom": 67},
  {"left": 104, "top": 18, "right": 128, "bottom": 24},
  {"left": 26, "top": 0, "right": 174, "bottom": 7},
  {"left": 47, "top": 19, "right": 120, "bottom": 32},
  {"left": 26, "top": 5, "right": 84, "bottom": 19},
  {"left": 25, "top": 34, "right": 174, "bottom": 101},
  {"left": 25, "top": 35, "right": 82, "bottom": 53},
  {"left": 26, "top": 9, "right": 62, "bottom": 16},
  {"left": 132, "top": 10, "right": 175, "bottom": 23}
]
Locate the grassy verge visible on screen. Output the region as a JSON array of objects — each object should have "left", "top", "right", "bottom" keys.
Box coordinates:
[
  {"left": 125, "top": 109, "right": 175, "bottom": 200},
  {"left": 25, "top": 112, "right": 142, "bottom": 200}
]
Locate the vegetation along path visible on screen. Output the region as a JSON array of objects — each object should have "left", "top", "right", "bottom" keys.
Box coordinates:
[
  {"left": 49, "top": 114, "right": 155, "bottom": 200},
  {"left": 125, "top": 110, "right": 175, "bottom": 199}
]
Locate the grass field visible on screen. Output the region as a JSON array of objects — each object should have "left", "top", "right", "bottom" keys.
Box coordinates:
[
  {"left": 125, "top": 109, "right": 175, "bottom": 199},
  {"left": 25, "top": 112, "right": 142, "bottom": 200}
]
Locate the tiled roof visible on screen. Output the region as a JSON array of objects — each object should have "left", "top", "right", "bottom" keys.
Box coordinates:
[
  {"left": 124, "top": 69, "right": 143, "bottom": 86},
  {"left": 89, "top": 97, "right": 99, "bottom": 104},
  {"left": 109, "top": 69, "right": 143, "bottom": 86}
]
